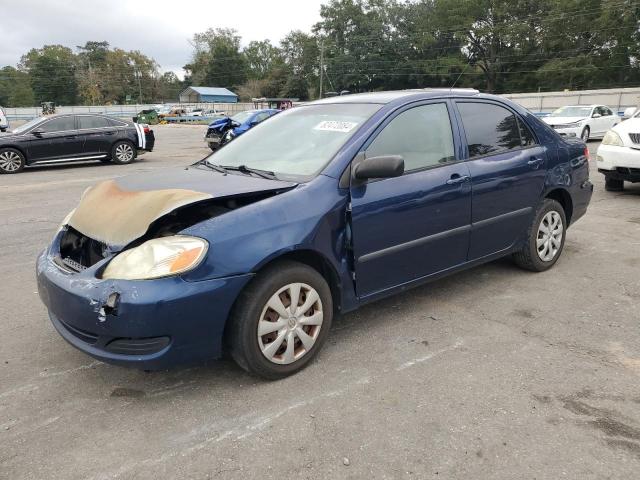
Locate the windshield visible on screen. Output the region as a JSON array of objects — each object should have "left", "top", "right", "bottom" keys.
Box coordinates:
[
  {"left": 231, "top": 111, "right": 254, "bottom": 124},
  {"left": 11, "top": 117, "right": 44, "bottom": 134},
  {"left": 549, "top": 106, "right": 592, "bottom": 117},
  {"left": 207, "top": 103, "right": 381, "bottom": 180}
]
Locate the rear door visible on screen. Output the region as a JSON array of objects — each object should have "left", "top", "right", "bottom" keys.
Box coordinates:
[
  {"left": 27, "top": 116, "right": 83, "bottom": 162},
  {"left": 77, "top": 115, "right": 116, "bottom": 156},
  {"left": 454, "top": 101, "right": 547, "bottom": 260},
  {"left": 350, "top": 101, "right": 472, "bottom": 298}
]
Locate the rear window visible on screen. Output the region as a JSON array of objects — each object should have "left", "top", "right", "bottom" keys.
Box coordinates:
[{"left": 457, "top": 102, "right": 523, "bottom": 158}]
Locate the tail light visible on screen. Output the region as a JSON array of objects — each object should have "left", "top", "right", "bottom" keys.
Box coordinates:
[
  {"left": 143, "top": 125, "right": 150, "bottom": 134},
  {"left": 584, "top": 146, "right": 590, "bottom": 161}
]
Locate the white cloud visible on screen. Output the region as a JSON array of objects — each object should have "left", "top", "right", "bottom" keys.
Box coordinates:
[{"left": 1, "top": 0, "right": 324, "bottom": 77}]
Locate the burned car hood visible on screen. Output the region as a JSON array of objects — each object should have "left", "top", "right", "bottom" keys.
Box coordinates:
[{"left": 67, "top": 167, "right": 297, "bottom": 246}]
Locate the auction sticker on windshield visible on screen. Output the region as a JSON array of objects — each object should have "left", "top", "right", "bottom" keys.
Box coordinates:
[{"left": 314, "top": 120, "right": 358, "bottom": 133}]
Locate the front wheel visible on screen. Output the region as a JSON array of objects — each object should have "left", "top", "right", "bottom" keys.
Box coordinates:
[
  {"left": 580, "top": 126, "right": 590, "bottom": 142},
  {"left": 513, "top": 199, "right": 566, "bottom": 272},
  {"left": 110, "top": 141, "right": 136, "bottom": 164},
  {"left": 605, "top": 176, "right": 624, "bottom": 192},
  {"left": 227, "top": 260, "right": 333, "bottom": 380},
  {"left": 0, "top": 148, "right": 25, "bottom": 174}
]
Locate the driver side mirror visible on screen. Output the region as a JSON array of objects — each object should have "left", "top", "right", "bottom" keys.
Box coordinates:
[
  {"left": 31, "top": 129, "right": 44, "bottom": 136},
  {"left": 592, "top": 113, "right": 601, "bottom": 118},
  {"left": 353, "top": 155, "right": 404, "bottom": 180}
]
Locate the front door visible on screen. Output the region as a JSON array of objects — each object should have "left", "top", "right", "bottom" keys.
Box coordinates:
[
  {"left": 27, "top": 116, "right": 83, "bottom": 162},
  {"left": 454, "top": 101, "right": 547, "bottom": 260},
  {"left": 350, "top": 102, "right": 472, "bottom": 298}
]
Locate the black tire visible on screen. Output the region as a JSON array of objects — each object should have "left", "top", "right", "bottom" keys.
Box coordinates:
[
  {"left": 605, "top": 176, "right": 624, "bottom": 192},
  {"left": 0, "top": 147, "right": 25, "bottom": 174},
  {"left": 513, "top": 198, "right": 567, "bottom": 272},
  {"left": 110, "top": 140, "right": 137, "bottom": 165},
  {"left": 581, "top": 126, "right": 590, "bottom": 142},
  {"left": 227, "top": 260, "right": 333, "bottom": 380}
]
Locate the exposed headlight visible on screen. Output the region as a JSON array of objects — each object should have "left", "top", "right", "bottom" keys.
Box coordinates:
[
  {"left": 102, "top": 235, "right": 208, "bottom": 280},
  {"left": 602, "top": 130, "right": 623, "bottom": 146}
]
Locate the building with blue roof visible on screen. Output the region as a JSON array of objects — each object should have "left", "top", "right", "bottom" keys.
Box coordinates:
[{"left": 178, "top": 86, "right": 239, "bottom": 103}]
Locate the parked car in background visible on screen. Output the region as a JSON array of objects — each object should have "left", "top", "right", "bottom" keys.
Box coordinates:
[
  {"left": 192, "top": 108, "right": 227, "bottom": 117},
  {"left": 0, "top": 114, "right": 154, "bottom": 174},
  {"left": 0, "top": 106, "right": 8, "bottom": 132},
  {"left": 37, "top": 90, "right": 592, "bottom": 379},
  {"left": 597, "top": 109, "right": 640, "bottom": 191},
  {"left": 543, "top": 105, "right": 620, "bottom": 141},
  {"left": 204, "top": 109, "right": 278, "bottom": 151}
]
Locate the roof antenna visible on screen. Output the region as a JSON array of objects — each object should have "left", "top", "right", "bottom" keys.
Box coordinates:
[{"left": 449, "top": 62, "right": 470, "bottom": 91}]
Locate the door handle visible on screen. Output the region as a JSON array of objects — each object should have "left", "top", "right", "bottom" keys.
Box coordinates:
[
  {"left": 446, "top": 174, "right": 470, "bottom": 185},
  {"left": 528, "top": 157, "right": 544, "bottom": 169},
  {"left": 65, "top": 136, "right": 76, "bottom": 139}
]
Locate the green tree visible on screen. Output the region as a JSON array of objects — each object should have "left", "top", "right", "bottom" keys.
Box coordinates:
[
  {"left": 0, "top": 66, "right": 35, "bottom": 107},
  {"left": 20, "top": 45, "right": 78, "bottom": 105},
  {"left": 244, "top": 40, "right": 284, "bottom": 80}
]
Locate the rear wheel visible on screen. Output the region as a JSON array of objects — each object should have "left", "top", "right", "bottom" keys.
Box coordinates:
[
  {"left": 111, "top": 141, "right": 136, "bottom": 164},
  {"left": 513, "top": 199, "right": 566, "bottom": 272},
  {"left": 605, "top": 176, "right": 624, "bottom": 192},
  {"left": 227, "top": 260, "right": 333, "bottom": 380},
  {"left": 0, "top": 148, "right": 25, "bottom": 174}
]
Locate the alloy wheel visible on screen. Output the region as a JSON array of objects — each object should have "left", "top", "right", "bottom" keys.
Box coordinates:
[
  {"left": 0, "top": 150, "right": 23, "bottom": 172},
  {"left": 536, "top": 211, "right": 563, "bottom": 262},
  {"left": 115, "top": 144, "right": 134, "bottom": 162},
  {"left": 257, "top": 282, "right": 324, "bottom": 365}
]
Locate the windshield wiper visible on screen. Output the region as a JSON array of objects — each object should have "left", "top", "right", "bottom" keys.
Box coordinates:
[
  {"left": 219, "top": 164, "right": 277, "bottom": 180},
  {"left": 195, "top": 159, "right": 227, "bottom": 174}
]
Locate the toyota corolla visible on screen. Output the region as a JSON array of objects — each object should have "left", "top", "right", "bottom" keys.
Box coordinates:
[{"left": 37, "top": 90, "right": 593, "bottom": 379}]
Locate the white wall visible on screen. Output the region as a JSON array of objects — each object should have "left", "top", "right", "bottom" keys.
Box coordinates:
[{"left": 3, "top": 102, "right": 258, "bottom": 121}]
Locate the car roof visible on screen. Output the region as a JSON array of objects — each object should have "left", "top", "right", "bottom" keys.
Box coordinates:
[{"left": 309, "top": 88, "right": 480, "bottom": 105}]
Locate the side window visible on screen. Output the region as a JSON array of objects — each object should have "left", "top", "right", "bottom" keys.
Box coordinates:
[
  {"left": 253, "top": 112, "right": 270, "bottom": 124},
  {"left": 108, "top": 118, "right": 126, "bottom": 127},
  {"left": 78, "top": 116, "right": 111, "bottom": 129},
  {"left": 366, "top": 103, "right": 455, "bottom": 171},
  {"left": 517, "top": 117, "right": 536, "bottom": 147},
  {"left": 457, "top": 102, "right": 522, "bottom": 158},
  {"left": 40, "top": 117, "right": 76, "bottom": 133},
  {"left": 604, "top": 107, "right": 613, "bottom": 116}
]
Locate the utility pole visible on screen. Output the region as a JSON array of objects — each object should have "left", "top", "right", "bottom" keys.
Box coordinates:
[
  {"left": 319, "top": 40, "right": 324, "bottom": 99},
  {"left": 135, "top": 66, "right": 143, "bottom": 105}
]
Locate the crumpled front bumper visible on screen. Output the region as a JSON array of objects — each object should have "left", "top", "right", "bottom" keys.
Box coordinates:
[{"left": 36, "top": 239, "right": 253, "bottom": 370}]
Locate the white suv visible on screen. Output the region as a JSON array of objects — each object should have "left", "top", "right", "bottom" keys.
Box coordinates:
[
  {"left": 0, "top": 106, "right": 8, "bottom": 132},
  {"left": 543, "top": 105, "right": 619, "bottom": 141},
  {"left": 597, "top": 110, "right": 640, "bottom": 191}
]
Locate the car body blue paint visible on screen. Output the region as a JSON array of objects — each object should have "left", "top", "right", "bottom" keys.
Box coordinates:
[
  {"left": 207, "top": 108, "right": 280, "bottom": 138},
  {"left": 37, "top": 90, "right": 593, "bottom": 369}
]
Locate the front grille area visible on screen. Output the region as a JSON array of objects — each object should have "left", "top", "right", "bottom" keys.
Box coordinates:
[
  {"left": 629, "top": 133, "right": 640, "bottom": 144},
  {"left": 59, "top": 227, "right": 108, "bottom": 271}
]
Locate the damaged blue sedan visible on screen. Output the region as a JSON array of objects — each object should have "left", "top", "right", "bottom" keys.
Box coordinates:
[{"left": 37, "top": 89, "right": 592, "bottom": 379}]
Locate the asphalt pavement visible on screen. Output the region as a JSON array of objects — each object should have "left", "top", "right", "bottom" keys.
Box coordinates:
[{"left": 1, "top": 125, "right": 639, "bottom": 479}]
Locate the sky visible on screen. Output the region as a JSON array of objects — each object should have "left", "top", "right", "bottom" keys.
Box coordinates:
[{"left": 1, "top": 0, "right": 325, "bottom": 78}]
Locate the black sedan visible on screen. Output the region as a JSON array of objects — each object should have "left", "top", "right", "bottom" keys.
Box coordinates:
[{"left": 0, "top": 114, "right": 155, "bottom": 174}]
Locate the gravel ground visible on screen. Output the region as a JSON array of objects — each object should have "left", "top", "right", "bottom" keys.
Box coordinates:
[{"left": 1, "top": 125, "right": 639, "bottom": 480}]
